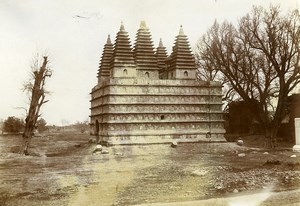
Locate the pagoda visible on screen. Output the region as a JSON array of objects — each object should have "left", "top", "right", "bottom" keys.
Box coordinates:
[
  {"left": 156, "top": 38, "right": 168, "bottom": 79},
  {"left": 90, "top": 21, "right": 225, "bottom": 145},
  {"left": 165, "top": 25, "right": 197, "bottom": 80},
  {"left": 133, "top": 21, "right": 158, "bottom": 78},
  {"left": 110, "top": 22, "right": 136, "bottom": 78},
  {"left": 97, "top": 35, "right": 113, "bottom": 83}
]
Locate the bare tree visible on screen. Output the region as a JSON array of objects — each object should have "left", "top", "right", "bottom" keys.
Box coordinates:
[
  {"left": 195, "top": 20, "right": 240, "bottom": 111},
  {"left": 20, "top": 55, "right": 52, "bottom": 155},
  {"left": 196, "top": 5, "right": 300, "bottom": 148}
]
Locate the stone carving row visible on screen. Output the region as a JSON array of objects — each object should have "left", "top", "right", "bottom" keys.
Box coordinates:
[
  {"left": 90, "top": 107, "right": 103, "bottom": 116},
  {"left": 91, "top": 104, "right": 223, "bottom": 114},
  {"left": 90, "top": 99, "right": 101, "bottom": 108},
  {"left": 109, "top": 78, "right": 221, "bottom": 88},
  {"left": 91, "top": 94, "right": 222, "bottom": 106},
  {"left": 109, "top": 85, "right": 222, "bottom": 95},
  {"left": 92, "top": 93, "right": 222, "bottom": 107},
  {"left": 101, "top": 113, "right": 223, "bottom": 122},
  {"left": 91, "top": 92, "right": 102, "bottom": 100},
  {"left": 100, "top": 135, "right": 214, "bottom": 141},
  {"left": 91, "top": 104, "right": 223, "bottom": 116},
  {"left": 104, "top": 95, "right": 221, "bottom": 104},
  {"left": 100, "top": 122, "right": 224, "bottom": 131}
]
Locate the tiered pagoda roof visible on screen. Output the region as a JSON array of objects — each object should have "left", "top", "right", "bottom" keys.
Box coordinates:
[
  {"left": 97, "top": 22, "right": 198, "bottom": 81},
  {"left": 133, "top": 21, "right": 158, "bottom": 70},
  {"left": 110, "top": 22, "right": 136, "bottom": 70},
  {"left": 168, "top": 26, "right": 197, "bottom": 72},
  {"left": 97, "top": 35, "right": 113, "bottom": 80},
  {"left": 155, "top": 38, "right": 168, "bottom": 72}
]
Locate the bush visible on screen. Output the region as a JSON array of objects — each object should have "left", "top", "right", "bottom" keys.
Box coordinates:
[
  {"left": 36, "top": 118, "right": 48, "bottom": 133},
  {"left": 3, "top": 116, "right": 24, "bottom": 133}
]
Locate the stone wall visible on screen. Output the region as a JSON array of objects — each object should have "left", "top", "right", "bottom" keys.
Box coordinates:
[{"left": 90, "top": 78, "right": 225, "bottom": 144}]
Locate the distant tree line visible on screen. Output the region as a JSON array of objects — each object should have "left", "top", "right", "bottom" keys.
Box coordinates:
[
  {"left": 51, "top": 121, "right": 89, "bottom": 133},
  {"left": 1, "top": 116, "right": 48, "bottom": 134},
  {"left": 0, "top": 117, "right": 89, "bottom": 134}
]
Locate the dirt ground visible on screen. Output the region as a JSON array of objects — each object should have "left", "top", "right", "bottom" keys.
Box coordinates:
[{"left": 0, "top": 133, "right": 300, "bottom": 206}]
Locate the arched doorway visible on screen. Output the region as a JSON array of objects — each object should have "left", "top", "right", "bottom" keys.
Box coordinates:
[
  {"left": 95, "top": 120, "right": 100, "bottom": 135},
  {"left": 95, "top": 120, "right": 100, "bottom": 143}
]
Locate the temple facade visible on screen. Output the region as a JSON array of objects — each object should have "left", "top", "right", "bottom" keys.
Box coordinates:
[{"left": 90, "top": 21, "right": 225, "bottom": 144}]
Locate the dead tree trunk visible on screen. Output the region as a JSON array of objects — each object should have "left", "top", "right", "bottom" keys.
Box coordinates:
[
  {"left": 264, "top": 125, "right": 278, "bottom": 149},
  {"left": 20, "top": 56, "right": 51, "bottom": 155}
]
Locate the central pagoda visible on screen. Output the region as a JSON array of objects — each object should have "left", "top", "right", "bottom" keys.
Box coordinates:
[{"left": 90, "top": 21, "right": 225, "bottom": 144}]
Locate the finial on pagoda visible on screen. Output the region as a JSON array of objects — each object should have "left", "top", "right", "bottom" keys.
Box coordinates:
[
  {"left": 140, "top": 20, "right": 147, "bottom": 29},
  {"left": 120, "top": 21, "right": 125, "bottom": 31},
  {"left": 159, "top": 38, "right": 164, "bottom": 47},
  {"left": 107, "top": 34, "right": 112, "bottom": 44},
  {"left": 179, "top": 25, "right": 184, "bottom": 35}
]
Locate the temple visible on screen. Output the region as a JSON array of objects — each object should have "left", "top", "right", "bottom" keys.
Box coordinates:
[{"left": 90, "top": 21, "right": 225, "bottom": 144}]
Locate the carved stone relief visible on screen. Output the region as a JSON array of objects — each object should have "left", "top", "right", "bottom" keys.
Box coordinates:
[{"left": 91, "top": 80, "right": 224, "bottom": 140}]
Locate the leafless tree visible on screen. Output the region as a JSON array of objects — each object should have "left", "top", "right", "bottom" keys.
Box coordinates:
[
  {"left": 20, "top": 55, "right": 52, "bottom": 155},
  {"left": 196, "top": 5, "right": 300, "bottom": 148}
]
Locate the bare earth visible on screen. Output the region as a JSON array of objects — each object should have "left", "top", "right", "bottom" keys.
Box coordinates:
[{"left": 0, "top": 133, "right": 300, "bottom": 206}]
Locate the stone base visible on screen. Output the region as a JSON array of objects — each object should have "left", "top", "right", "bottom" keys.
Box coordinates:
[
  {"left": 97, "top": 134, "right": 226, "bottom": 145},
  {"left": 293, "top": 145, "right": 300, "bottom": 152}
]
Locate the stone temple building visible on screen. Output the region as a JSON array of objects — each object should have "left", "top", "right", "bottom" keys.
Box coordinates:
[{"left": 90, "top": 21, "right": 225, "bottom": 144}]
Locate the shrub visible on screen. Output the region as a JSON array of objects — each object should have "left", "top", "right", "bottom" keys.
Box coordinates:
[{"left": 3, "top": 116, "right": 24, "bottom": 133}]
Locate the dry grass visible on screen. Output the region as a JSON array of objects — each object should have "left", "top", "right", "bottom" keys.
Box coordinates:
[{"left": 0, "top": 133, "right": 299, "bottom": 206}]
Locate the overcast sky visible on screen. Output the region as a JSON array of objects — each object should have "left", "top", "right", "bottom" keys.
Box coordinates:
[{"left": 0, "top": 0, "right": 299, "bottom": 126}]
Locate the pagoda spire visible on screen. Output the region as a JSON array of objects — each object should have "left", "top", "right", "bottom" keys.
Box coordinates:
[
  {"left": 133, "top": 20, "right": 158, "bottom": 72},
  {"left": 97, "top": 34, "right": 114, "bottom": 82},
  {"left": 167, "top": 25, "right": 197, "bottom": 79},
  {"left": 158, "top": 38, "right": 164, "bottom": 47},
  {"left": 140, "top": 20, "right": 147, "bottom": 29},
  {"left": 107, "top": 34, "right": 112, "bottom": 44},
  {"left": 120, "top": 21, "right": 125, "bottom": 31},
  {"left": 179, "top": 25, "right": 184, "bottom": 35},
  {"left": 110, "top": 22, "right": 136, "bottom": 78}
]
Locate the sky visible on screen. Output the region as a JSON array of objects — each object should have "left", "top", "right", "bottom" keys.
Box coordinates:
[{"left": 0, "top": 0, "right": 299, "bottom": 126}]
